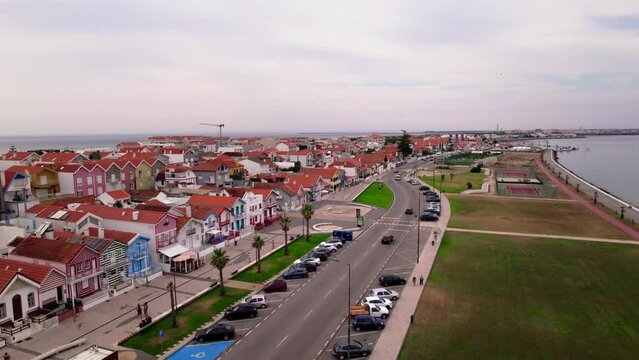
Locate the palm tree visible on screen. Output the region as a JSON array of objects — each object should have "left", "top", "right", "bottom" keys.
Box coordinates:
[
  {"left": 210, "top": 248, "right": 230, "bottom": 296},
  {"left": 301, "top": 204, "right": 314, "bottom": 241},
  {"left": 252, "top": 235, "right": 266, "bottom": 273},
  {"left": 279, "top": 216, "right": 292, "bottom": 255}
]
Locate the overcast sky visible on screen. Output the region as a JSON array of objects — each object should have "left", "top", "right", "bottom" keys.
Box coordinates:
[{"left": 1, "top": 0, "right": 638, "bottom": 136}]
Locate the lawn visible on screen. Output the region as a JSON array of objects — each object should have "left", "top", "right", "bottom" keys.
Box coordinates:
[
  {"left": 420, "top": 172, "right": 484, "bottom": 193},
  {"left": 354, "top": 181, "right": 394, "bottom": 208},
  {"left": 444, "top": 152, "right": 492, "bottom": 166},
  {"left": 233, "top": 233, "right": 330, "bottom": 283},
  {"left": 399, "top": 232, "right": 639, "bottom": 360},
  {"left": 448, "top": 195, "right": 634, "bottom": 240},
  {"left": 120, "top": 287, "right": 249, "bottom": 356}
]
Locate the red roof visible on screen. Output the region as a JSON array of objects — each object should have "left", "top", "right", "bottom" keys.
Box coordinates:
[
  {"left": 11, "top": 236, "right": 89, "bottom": 264},
  {"left": 289, "top": 149, "right": 312, "bottom": 156},
  {"left": 0, "top": 258, "right": 60, "bottom": 294},
  {"left": 55, "top": 164, "right": 82, "bottom": 173},
  {"left": 52, "top": 195, "right": 96, "bottom": 206},
  {"left": 4, "top": 165, "right": 50, "bottom": 175},
  {"left": 299, "top": 167, "right": 343, "bottom": 179},
  {"left": 35, "top": 206, "right": 93, "bottom": 223},
  {"left": 87, "top": 227, "right": 136, "bottom": 244},
  {"left": 77, "top": 204, "right": 171, "bottom": 224},
  {"left": 187, "top": 194, "right": 239, "bottom": 207},
  {"left": 40, "top": 152, "right": 85, "bottom": 164},
  {"left": 1, "top": 151, "right": 37, "bottom": 162},
  {"left": 27, "top": 204, "right": 56, "bottom": 216},
  {"left": 284, "top": 173, "right": 323, "bottom": 189},
  {"left": 192, "top": 159, "right": 225, "bottom": 172},
  {"left": 104, "top": 190, "right": 130, "bottom": 200}
]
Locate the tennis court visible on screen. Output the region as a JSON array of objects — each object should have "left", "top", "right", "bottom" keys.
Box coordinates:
[{"left": 497, "top": 183, "right": 555, "bottom": 198}]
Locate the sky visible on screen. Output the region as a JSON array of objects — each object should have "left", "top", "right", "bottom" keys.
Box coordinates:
[{"left": 0, "top": 0, "right": 638, "bottom": 136}]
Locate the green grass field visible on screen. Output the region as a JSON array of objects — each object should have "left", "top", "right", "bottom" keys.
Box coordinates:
[
  {"left": 399, "top": 232, "right": 639, "bottom": 359},
  {"left": 421, "top": 172, "right": 484, "bottom": 193},
  {"left": 121, "top": 287, "right": 249, "bottom": 356},
  {"left": 448, "top": 196, "right": 634, "bottom": 239},
  {"left": 232, "top": 233, "right": 330, "bottom": 283},
  {"left": 354, "top": 181, "right": 394, "bottom": 208}
]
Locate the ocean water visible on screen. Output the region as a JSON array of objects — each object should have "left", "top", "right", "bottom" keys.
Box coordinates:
[
  {"left": 533, "top": 135, "right": 639, "bottom": 207},
  {"left": 0, "top": 134, "right": 148, "bottom": 153}
]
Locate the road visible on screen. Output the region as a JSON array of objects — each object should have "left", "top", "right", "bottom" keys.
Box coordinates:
[{"left": 219, "top": 160, "right": 432, "bottom": 360}]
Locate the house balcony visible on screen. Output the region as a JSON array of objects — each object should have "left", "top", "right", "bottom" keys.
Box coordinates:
[
  {"left": 219, "top": 219, "right": 230, "bottom": 227},
  {"left": 0, "top": 319, "right": 30, "bottom": 336},
  {"left": 33, "top": 180, "right": 58, "bottom": 189},
  {"left": 70, "top": 268, "right": 103, "bottom": 283},
  {"left": 186, "top": 228, "right": 197, "bottom": 236}
]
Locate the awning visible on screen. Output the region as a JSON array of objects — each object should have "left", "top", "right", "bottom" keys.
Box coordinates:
[
  {"left": 206, "top": 229, "right": 221, "bottom": 235},
  {"left": 173, "top": 251, "right": 196, "bottom": 262},
  {"left": 159, "top": 243, "right": 189, "bottom": 258}
]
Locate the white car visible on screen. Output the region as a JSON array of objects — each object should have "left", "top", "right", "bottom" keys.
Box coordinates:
[
  {"left": 322, "top": 239, "right": 343, "bottom": 248},
  {"left": 361, "top": 296, "right": 393, "bottom": 310},
  {"left": 294, "top": 257, "right": 321, "bottom": 266},
  {"left": 244, "top": 294, "right": 268, "bottom": 308},
  {"left": 369, "top": 288, "right": 399, "bottom": 301},
  {"left": 315, "top": 244, "right": 337, "bottom": 253},
  {"left": 367, "top": 304, "right": 389, "bottom": 319}
]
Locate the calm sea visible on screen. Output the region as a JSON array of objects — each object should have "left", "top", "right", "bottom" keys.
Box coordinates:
[
  {"left": 532, "top": 135, "right": 639, "bottom": 207},
  {"left": 0, "top": 134, "right": 148, "bottom": 153}
]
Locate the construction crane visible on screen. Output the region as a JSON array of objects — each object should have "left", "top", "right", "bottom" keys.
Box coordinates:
[{"left": 200, "top": 123, "right": 225, "bottom": 143}]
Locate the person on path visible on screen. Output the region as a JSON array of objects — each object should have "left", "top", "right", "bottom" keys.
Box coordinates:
[
  {"left": 136, "top": 303, "right": 142, "bottom": 318},
  {"left": 247, "top": 251, "right": 251, "bottom": 263},
  {"left": 412, "top": 276, "right": 417, "bottom": 286},
  {"left": 143, "top": 302, "right": 148, "bottom": 316},
  {"left": 419, "top": 275, "right": 424, "bottom": 285},
  {"left": 272, "top": 239, "right": 275, "bottom": 249}
]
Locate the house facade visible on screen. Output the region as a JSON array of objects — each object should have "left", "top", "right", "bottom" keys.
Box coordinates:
[{"left": 192, "top": 159, "right": 230, "bottom": 187}]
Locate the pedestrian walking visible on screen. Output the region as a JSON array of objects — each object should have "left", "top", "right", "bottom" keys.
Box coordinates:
[
  {"left": 137, "top": 303, "right": 142, "bottom": 318},
  {"left": 248, "top": 251, "right": 251, "bottom": 263},
  {"left": 272, "top": 239, "right": 275, "bottom": 249},
  {"left": 143, "top": 302, "right": 148, "bottom": 316},
  {"left": 419, "top": 275, "right": 424, "bottom": 285},
  {"left": 412, "top": 276, "right": 416, "bottom": 286}
]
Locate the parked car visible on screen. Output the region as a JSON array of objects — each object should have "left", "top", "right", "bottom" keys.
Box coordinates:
[
  {"left": 283, "top": 267, "right": 309, "bottom": 279},
  {"left": 349, "top": 304, "right": 389, "bottom": 319},
  {"left": 420, "top": 213, "right": 439, "bottom": 221},
  {"left": 333, "top": 230, "right": 353, "bottom": 241},
  {"left": 419, "top": 185, "right": 430, "bottom": 191},
  {"left": 316, "top": 243, "right": 338, "bottom": 253},
  {"left": 410, "top": 179, "right": 419, "bottom": 185},
  {"left": 425, "top": 197, "right": 440, "bottom": 203},
  {"left": 313, "top": 247, "right": 333, "bottom": 257},
  {"left": 393, "top": 169, "right": 400, "bottom": 173},
  {"left": 379, "top": 274, "right": 407, "bottom": 287},
  {"left": 310, "top": 250, "right": 328, "bottom": 261},
  {"left": 263, "top": 279, "right": 287, "bottom": 293},
  {"left": 352, "top": 315, "right": 385, "bottom": 331},
  {"left": 322, "top": 238, "right": 344, "bottom": 248},
  {"left": 244, "top": 294, "right": 268, "bottom": 308},
  {"left": 369, "top": 288, "right": 399, "bottom": 301},
  {"left": 404, "top": 208, "right": 414, "bottom": 215},
  {"left": 292, "top": 261, "right": 317, "bottom": 272},
  {"left": 224, "top": 303, "right": 258, "bottom": 320},
  {"left": 361, "top": 296, "right": 393, "bottom": 310},
  {"left": 294, "top": 256, "right": 321, "bottom": 267},
  {"left": 381, "top": 235, "right": 394, "bottom": 245},
  {"left": 394, "top": 175, "right": 401, "bottom": 181},
  {"left": 195, "top": 323, "right": 235, "bottom": 342},
  {"left": 332, "top": 340, "right": 371, "bottom": 359},
  {"left": 424, "top": 190, "right": 437, "bottom": 195}
]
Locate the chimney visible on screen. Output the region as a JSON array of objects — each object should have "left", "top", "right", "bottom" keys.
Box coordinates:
[
  {"left": 98, "top": 227, "right": 105, "bottom": 238},
  {"left": 186, "top": 204, "right": 192, "bottom": 218},
  {"left": 132, "top": 211, "right": 139, "bottom": 221},
  {"left": 17, "top": 268, "right": 22, "bottom": 273}
]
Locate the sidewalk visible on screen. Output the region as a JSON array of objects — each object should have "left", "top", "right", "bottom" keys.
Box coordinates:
[
  {"left": 369, "top": 185, "right": 451, "bottom": 360},
  {"left": 6, "top": 224, "right": 304, "bottom": 360}
]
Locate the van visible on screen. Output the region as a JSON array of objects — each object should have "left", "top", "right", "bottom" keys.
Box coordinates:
[{"left": 332, "top": 230, "right": 353, "bottom": 241}]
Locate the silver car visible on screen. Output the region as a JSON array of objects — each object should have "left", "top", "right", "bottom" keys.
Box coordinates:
[{"left": 369, "top": 288, "right": 399, "bottom": 301}]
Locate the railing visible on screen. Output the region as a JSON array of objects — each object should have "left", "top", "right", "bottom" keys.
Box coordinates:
[
  {"left": 186, "top": 228, "right": 197, "bottom": 235},
  {"left": 0, "top": 320, "right": 30, "bottom": 336}
]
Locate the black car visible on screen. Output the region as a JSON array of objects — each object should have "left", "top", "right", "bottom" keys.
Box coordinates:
[
  {"left": 381, "top": 235, "right": 394, "bottom": 245},
  {"left": 283, "top": 267, "right": 309, "bottom": 279},
  {"left": 310, "top": 251, "right": 328, "bottom": 261},
  {"left": 195, "top": 323, "right": 235, "bottom": 342},
  {"left": 293, "top": 262, "right": 317, "bottom": 272},
  {"left": 424, "top": 207, "right": 441, "bottom": 215},
  {"left": 224, "top": 303, "right": 258, "bottom": 320},
  {"left": 379, "top": 274, "right": 407, "bottom": 287},
  {"left": 404, "top": 208, "right": 413, "bottom": 215},
  {"left": 419, "top": 185, "right": 430, "bottom": 191},
  {"left": 425, "top": 196, "right": 440, "bottom": 203},
  {"left": 424, "top": 190, "right": 437, "bottom": 195},
  {"left": 332, "top": 340, "right": 371, "bottom": 359},
  {"left": 352, "top": 315, "right": 385, "bottom": 331},
  {"left": 420, "top": 213, "right": 439, "bottom": 221}
]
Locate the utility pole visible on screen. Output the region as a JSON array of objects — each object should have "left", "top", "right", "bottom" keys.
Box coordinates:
[
  {"left": 167, "top": 281, "right": 177, "bottom": 328},
  {"left": 417, "top": 191, "right": 420, "bottom": 264}
]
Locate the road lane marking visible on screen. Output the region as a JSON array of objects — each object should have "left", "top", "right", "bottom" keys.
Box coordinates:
[
  {"left": 335, "top": 332, "right": 377, "bottom": 338},
  {"left": 276, "top": 334, "right": 290, "bottom": 348},
  {"left": 323, "top": 290, "right": 332, "bottom": 299},
  {"left": 304, "top": 310, "right": 313, "bottom": 319}
]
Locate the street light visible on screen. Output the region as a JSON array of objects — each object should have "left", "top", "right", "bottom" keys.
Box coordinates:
[
  {"left": 417, "top": 190, "right": 421, "bottom": 264},
  {"left": 333, "top": 260, "right": 351, "bottom": 360}
]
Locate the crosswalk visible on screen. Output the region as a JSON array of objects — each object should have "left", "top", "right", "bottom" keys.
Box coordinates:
[{"left": 376, "top": 218, "right": 418, "bottom": 226}]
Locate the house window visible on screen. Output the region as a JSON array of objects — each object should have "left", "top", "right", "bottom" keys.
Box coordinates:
[
  {"left": 97, "top": 176, "right": 102, "bottom": 184},
  {"left": 76, "top": 177, "right": 83, "bottom": 185},
  {"left": 85, "top": 260, "right": 91, "bottom": 269},
  {"left": 0, "top": 304, "right": 5, "bottom": 319},
  {"left": 88, "top": 187, "right": 94, "bottom": 195},
  {"left": 77, "top": 262, "right": 83, "bottom": 272},
  {"left": 27, "top": 293, "right": 35, "bottom": 308},
  {"left": 82, "top": 279, "right": 89, "bottom": 289},
  {"left": 87, "top": 177, "right": 93, "bottom": 185}
]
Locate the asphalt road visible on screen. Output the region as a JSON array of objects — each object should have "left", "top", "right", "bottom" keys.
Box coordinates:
[{"left": 219, "top": 160, "right": 432, "bottom": 360}]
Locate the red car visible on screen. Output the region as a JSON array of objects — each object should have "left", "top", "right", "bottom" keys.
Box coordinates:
[{"left": 263, "top": 279, "right": 287, "bottom": 293}]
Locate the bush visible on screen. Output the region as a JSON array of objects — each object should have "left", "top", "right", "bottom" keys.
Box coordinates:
[
  {"left": 470, "top": 166, "right": 481, "bottom": 173},
  {"left": 467, "top": 182, "right": 473, "bottom": 189}
]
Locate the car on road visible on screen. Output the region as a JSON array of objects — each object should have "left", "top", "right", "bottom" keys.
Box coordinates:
[
  {"left": 420, "top": 213, "right": 439, "bottom": 221},
  {"left": 424, "top": 190, "right": 437, "bottom": 195},
  {"left": 263, "top": 279, "right": 287, "bottom": 293},
  {"left": 404, "top": 208, "right": 413, "bottom": 215},
  {"left": 244, "top": 294, "right": 268, "bottom": 308},
  {"left": 195, "top": 323, "right": 235, "bottom": 342},
  {"left": 315, "top": 243, "right": 338, "bottom": 253},
  {"left": 310, "top": 250, "right": 329, "bottom": 261},
  {"left": 283, "top": 267, "right": 309, "bottom": 279},
  {"left": 379, "top": 274, "right": 407, "bottom": 287},
  {"left": 394, "top": 174, "right": 401, "bottom": 180},
  {"left": 294, "top": 256, "right": 321, "bottom": 267},
  {"left": 369, "top": 288, "right": 399, "bottom": 301},
  {"left": 425, "top": 196, "right": 440, "bottom": 203},
  {"left": 361, "top": 296, "right": 393, "bottom": 310},
  {"left": 322, "top": 238, "right": 344, "bottom": 248},
  {"left": 410, "top": 179, "right": 419, "bottom": 185},
  {"left": 381, "top": 235, "right": 394, "bottom": 245},
  {"left": 292, "top": 261, "right": 317, "bottom": 272},
  {"left": 352, "top": 315, "right": 385, "bottom": 331},
  {"left": 224, "top": 303, "right": 258, "bottom": 320},
  {"left": 332, "top": 339, "right": 371, "bottom": 359},
  {"left": 419, "top": 185, "right": 430, "bottom": 191},
  {"left": 393, "top": 169, "right": 400, "bottom": 173}
]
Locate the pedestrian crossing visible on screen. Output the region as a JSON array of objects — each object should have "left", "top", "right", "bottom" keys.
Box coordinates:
[{"left": 376, "top": 218, "right": 418, "bottom": 226}]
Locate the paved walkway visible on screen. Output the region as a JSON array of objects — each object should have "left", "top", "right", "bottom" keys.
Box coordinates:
[
  {"left": 447, "top": 227, "right": 639, "bottom": 245},
  {"left": 369, "top": 181, "right": 451, "bottom": 360},
  {"left": 536, "top": 153, "right": 639, "bottom": 240}
]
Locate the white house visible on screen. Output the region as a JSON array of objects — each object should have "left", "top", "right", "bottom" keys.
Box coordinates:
[
  {"left": 239, "top": 158, "right": 275, "bottom": 176},
  {"left": 97, "top": 190, "right": 131, "bottom": 207}
]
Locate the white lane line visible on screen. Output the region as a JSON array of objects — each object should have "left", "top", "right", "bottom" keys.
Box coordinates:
[
  {"left": 335, "top": 332, "right": 377, "bottom": 338},
  {"left": 245, "top": 330, "right": 253, "bottom": 336},
  {"left": 303, "top": 310, "right": 313, "bottom": 319},
  {"left": 276, "top": 334, "right": 290, "bottom": 348},
  {"left": 255, "top": 323, "right": 261, "bottom": 328},
  {"left": 323, "top": 289, "right": 332, "bottom": 299}
]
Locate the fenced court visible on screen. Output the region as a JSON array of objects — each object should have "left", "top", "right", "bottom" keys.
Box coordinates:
[{"left": 495, "top": 168, "right": 556, "bottom": 198}]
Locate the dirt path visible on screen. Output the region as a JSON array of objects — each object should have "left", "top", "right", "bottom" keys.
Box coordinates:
[{"left": 535, "top": 154, "right": 639, "bottom": 240}]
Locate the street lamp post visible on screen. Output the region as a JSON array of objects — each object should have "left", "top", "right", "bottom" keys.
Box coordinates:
[
  {"left": 417, "top": 191, "right": 420, "bottom": 264},
  {"left": 333, "top": 260, "right": 351, "bottom": 360}
]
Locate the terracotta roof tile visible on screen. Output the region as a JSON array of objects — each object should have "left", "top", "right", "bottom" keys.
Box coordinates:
[{"left": 11, "top": 236, "right": 87, "bottom": 264}]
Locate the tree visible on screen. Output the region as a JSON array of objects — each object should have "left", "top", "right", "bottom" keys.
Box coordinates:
[
  {"left": 397, "top": 130, "right": 413, "bottom": 158},
  {"left": 89, "top": 151, "right": 102, "bottom": 160},
  {"left": 114, "top": 200, "right": 123, "bottom": 208},
  {"left": 279, "top": 216, "right": 292, "bottom": 256},
  {"left": 450, "top": 173, "right": 454, "bottom": 182},
  {"left": 210, "top": 248, "right": 230, "bottom": 296},
  {"left": 301, "top": 204, "right": 314, "bottom": 241},
  {"left": 252, "top": 235, "right": 265, "bottom": 273},
  {"left": 292, "top": 161, "right": 301, "bottom": 173}
]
